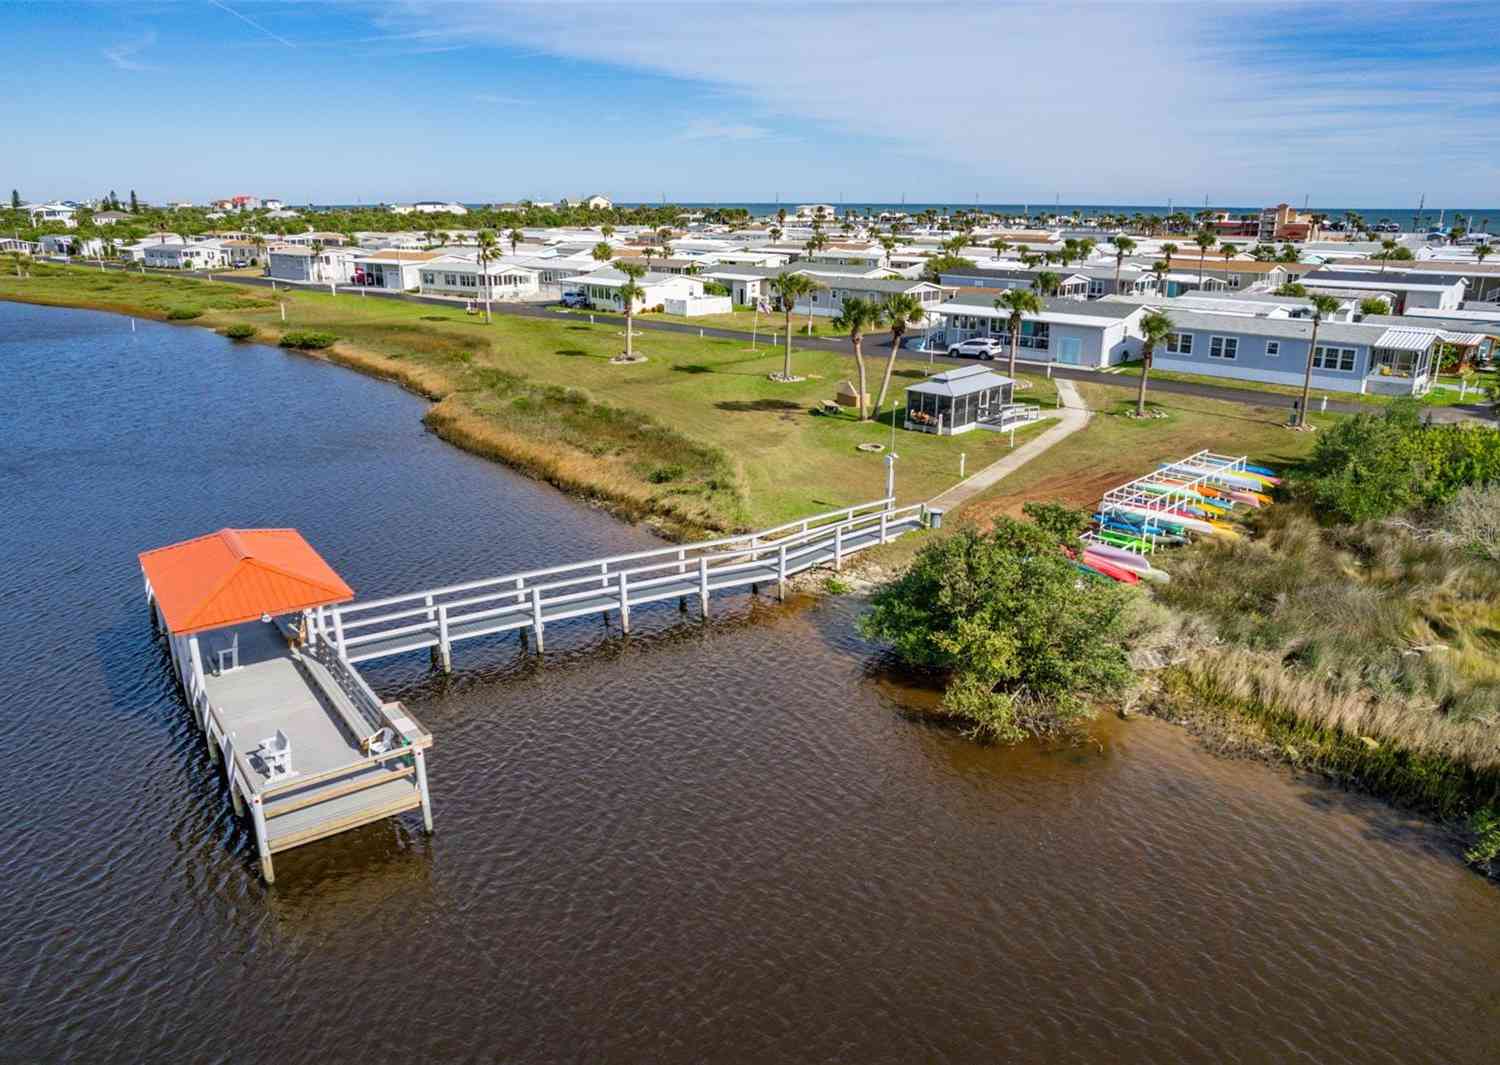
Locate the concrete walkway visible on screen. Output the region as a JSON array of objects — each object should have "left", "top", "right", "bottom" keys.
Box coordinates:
[{"left": 926, "top": 378, "right": 1091, "bottom": 513}]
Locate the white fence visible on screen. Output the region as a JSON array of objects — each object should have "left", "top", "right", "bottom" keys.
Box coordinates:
[{"left": 317, "top": 499, "right": 926, "bottom": 666}]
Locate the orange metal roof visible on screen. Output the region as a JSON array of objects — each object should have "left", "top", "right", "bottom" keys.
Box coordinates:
[{"left": 139, "top": 528, "right": 354, "bottom": 636}]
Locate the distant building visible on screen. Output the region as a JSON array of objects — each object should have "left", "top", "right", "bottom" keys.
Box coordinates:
[
  {"left": 92, "top": 210, "right": 129, "bottom": 225},
  {"left": 263, "top": 198, "right": 285, "bottom": 211},
  {"left": 1258, "top": 203, "right": 1322, "bottom": 242},
  {"left": 27, "top": 201, "right": 77, "bottom": 228},
  {"left": 391, "top": 201, "right": 469, "bottom": 216},
  {"left": 578, "top": 194, "right": 612, "bottom": 210},
  {"left": 230, "top": 194, "right": 260, "bottom": 210}
]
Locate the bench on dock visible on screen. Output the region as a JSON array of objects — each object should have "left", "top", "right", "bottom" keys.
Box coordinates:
[{"left": 300, "top": 648, "right": 395, "bottom": 754}]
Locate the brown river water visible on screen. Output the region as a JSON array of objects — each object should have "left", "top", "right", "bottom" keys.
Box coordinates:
[{"left": 3, "top": 303, "right": 1498, "bottom": 1063}]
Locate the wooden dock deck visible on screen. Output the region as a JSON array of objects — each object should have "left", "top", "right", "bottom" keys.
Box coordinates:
[{"left": 146, "top": 543, "right": 435, "bottom": 885}]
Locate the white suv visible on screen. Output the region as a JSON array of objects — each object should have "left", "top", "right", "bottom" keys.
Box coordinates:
[{"left": 947, "top": 337, "right": 1006, "bottom": 360}]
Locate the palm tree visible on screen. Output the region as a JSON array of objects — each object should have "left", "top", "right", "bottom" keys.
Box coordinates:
[
  {"left": 769, "top": 225, "right": 783, "bottom": 243},
  {"left": 617, "top": 260, "right": 647, "bottom": 360},
  {"left": 1378, "top": 238, "right": 1399, "bottom": 272},
  {"left": 600, "top": 223, "right": 615, "bottom": 240},
  {"left": 879, "top": 235, "right": 897, "bottom": 264},
  {"left": 832, "top": 297, "right": 886, "bottom": 420},
  {"left": 508, "top": 228, "right": 524, "bottom": 254},
  {"left": 474, "top": 229, "right": 499, "bottom": 321},
  {"left": 251, "top": 234, "right": 267, "bottom": 269},
  {"left": 1033, "top": 270, "right": 1061, "bottom": 297},
  {"left": 423, "top": 229, "right": 438, "bottom": 250},
  {"left": 873, "top": 291, "right": 927, "bottom": 416},
  {"left": 1219, "top": 242, "right": 1240, "bottom": 273},
  {"left": 1193, "top": 229, "right": 1217, "bottom": 286},
  {"left": 994, "top": 288, "right": 1043, "bottom": 379},
  {"left": 769, "top": 271, "right": 819, "bottom": 379},
  {"left": 1149, "top": 258, "right": 1169, "bottom": 297},
  {"left": 1135, "top": 309, "right": 1174, "bottom": 416},
  {"left": 1476, "top": 242, "right": 1492, "bottom": 266},
  {"left": 1162, "top": 241, "right": 1179, "bottom": 265},
  {"left": 1112, "top": 235, "right": 1137, "bottom": 291},
  {"left": 591, "top": 241, "right": 613, "bottom": 265},
  {"left": 990, "top": 237, "right": 1011, "bottom": 261},
  {"left": 1297, "top": 295, "right": 1341, "bottom": 427}
]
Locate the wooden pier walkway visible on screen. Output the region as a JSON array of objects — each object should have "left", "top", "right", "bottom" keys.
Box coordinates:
[
  {"left": 319, "top": 499, "right": 926, "bottom": 669},
  {"left": 144, "top": 500, "right": 925, "bottom": 883}
]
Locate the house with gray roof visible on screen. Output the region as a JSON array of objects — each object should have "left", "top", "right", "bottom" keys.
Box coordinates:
[
  {"left": 931, "top": 292, "right": 1146, "bottom": 367},
  {"left": 793, "top": 276, "right": 945, "bottom": 320},
  {"left": 1146, "top": 310, "right": 1443, "bottom": 396}
]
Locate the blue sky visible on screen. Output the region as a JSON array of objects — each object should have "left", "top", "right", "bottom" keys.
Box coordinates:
[{"left": 4, "top": 1, "right": 1498, "bottom": 207}]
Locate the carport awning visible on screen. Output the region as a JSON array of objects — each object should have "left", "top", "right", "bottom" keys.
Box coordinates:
[{"left": 1373, "top": 327, "right": 1442, "bottom": 352}]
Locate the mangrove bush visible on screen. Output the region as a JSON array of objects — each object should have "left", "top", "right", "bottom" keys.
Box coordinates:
[{"left": 860, "top": 513, "right": 1135, "bottom": 743}]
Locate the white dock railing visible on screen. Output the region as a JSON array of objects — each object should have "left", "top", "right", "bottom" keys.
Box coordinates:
[{"left": 319, "top": 498, "right": 926, "bottom": 666}]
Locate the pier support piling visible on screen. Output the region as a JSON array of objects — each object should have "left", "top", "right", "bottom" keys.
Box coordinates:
[
  {"left": 250, "top": 796, "right": 274, "bottom": 884},
  {"left": 414, "top": 748, "right": 434, "bottom": 834}
]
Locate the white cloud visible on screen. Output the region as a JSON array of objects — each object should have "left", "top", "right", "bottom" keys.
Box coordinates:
[
  {"left": 679, "top": 118, "right": 770, "bottom": 141},
  {"left": 375, "top": 1, "right": 1500, "bottom": 202},
  {"left": 103, "top": 31, "right": 157, "bottom": 72}
]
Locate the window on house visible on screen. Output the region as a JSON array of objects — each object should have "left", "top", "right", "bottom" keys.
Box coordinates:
[
  {"left": 1313, "top": 345, "right": 1357, "bottom": 371},
  {"left": 1265, "top": 340, "right": 1280, "bottom": 357},
  {"left": 444, "top": 273, "right": 457, "bottom": 285},
  {"left": 1166, "top": 332, "right": 1194, "bottom": 354},
  {"left": 1209, "top": 336, "right": 1239, "bottom": 359},
  {"left": 422, "top": 272, "right": 433, "bottom": 284}
]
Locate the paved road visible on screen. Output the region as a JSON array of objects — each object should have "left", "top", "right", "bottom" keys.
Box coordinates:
[{"left": 87, "top": 262, "right": 1499, "bottom": 425}]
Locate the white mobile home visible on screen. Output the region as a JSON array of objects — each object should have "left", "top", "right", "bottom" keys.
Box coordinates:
[
  {"left": 572, "top": 268, "right": 706, "bottom": 314},
  {"left": 351, "top": 250, "right": 446, "bottom": 290},
  {"left": 144, "top": 242, "right": 227, "bottom": 269},
  {"left": 419, "top": 261, "right": 543, "bottom": 301},
  {"left": 1146, "top": 311, "right": 1442, "bottom": 396},
  {"left": 932, "top": 292, "right": 1146, "bottom": 367},
  {"left": 795, "top": 277, "right": 945, "bottom": 319}
]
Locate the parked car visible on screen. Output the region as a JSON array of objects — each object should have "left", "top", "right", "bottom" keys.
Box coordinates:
[
  {"left": 560, "top": 291, "right": 590, "bottom": 308},
  {"left": 946, "top": 337, "right": 1005, "bottom": 360}
]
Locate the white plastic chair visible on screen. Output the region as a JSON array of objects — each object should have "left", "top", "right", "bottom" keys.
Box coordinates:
[{"left": 260, "top": 729, "right": 293, "bottom": 779}]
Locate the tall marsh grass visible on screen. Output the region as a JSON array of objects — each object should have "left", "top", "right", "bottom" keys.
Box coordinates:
[{"left": 1158, "top": 505, "right": 1500, "bottom": 718}]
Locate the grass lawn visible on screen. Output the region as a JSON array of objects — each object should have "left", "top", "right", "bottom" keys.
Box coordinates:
[
  {"left": 855, "top": 384, "right": 1331, "bottom": 573},
  {"left": 552, "top": 303, "right": 860, "bottom": 339},
  {"left": 1113, "top": 361, "right": 1477, "bottom": 408},
  {"left": 1, "top": 264, "right": 1056, "bottom": 536}
]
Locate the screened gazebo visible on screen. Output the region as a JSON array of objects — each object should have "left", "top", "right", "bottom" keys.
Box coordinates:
[{"left": 904, "top": 365, "right": 1015, "bottom": 435}]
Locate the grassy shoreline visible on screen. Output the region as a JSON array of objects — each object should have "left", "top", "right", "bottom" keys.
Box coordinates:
[{"left": 1, "top": 264, "right": 1061, "bottom": 538}]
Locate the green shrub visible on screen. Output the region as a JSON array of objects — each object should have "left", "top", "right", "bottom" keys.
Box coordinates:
[
  {"left": 166, "top": 307, "right": 202, "bottom": 320},
  {"left": 1466, "top": 808, "right": 1500, "bottom": 872},
  {"left": 1291, "top": 399, "right": 1500, "bottom": 522},
  {"left": 278, "top": 330, "right": 337, "bottom": 350},
  {"left": 860, "top": 518, "right": 1136, "bottom": 743},
  {"left": 223, "top": 323, "right": 256, "bottom": 340},
  {"left": 647, "top": 464, "right": 684, "bottom": 484}
]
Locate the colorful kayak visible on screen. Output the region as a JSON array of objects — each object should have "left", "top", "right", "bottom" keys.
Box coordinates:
[{"left": 1080, "top": 554, "right": 1140, "bottom": 583}]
